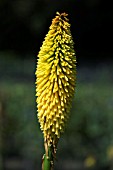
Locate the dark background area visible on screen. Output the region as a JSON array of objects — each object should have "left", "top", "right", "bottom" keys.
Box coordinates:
[
  {"left": 0, "top": 0, "right": 113, "bottom": 170},
  {"left": 0, "top": 0, "right": 113, "bottom": 64}
]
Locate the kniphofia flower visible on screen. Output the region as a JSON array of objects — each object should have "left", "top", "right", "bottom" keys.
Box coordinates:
[{"left": 35, "top": 12, "right": 76, "bottom": 155}]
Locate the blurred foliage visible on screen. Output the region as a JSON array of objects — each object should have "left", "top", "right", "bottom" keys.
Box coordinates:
[
  {"left": 84, "top": 155, "right": 96, "bottom": 168},
  {"left": 0, "top": 54, "right": 113, "bottom": 169}
]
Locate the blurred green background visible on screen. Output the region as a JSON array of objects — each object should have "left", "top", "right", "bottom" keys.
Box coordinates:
[{"left": 0, "top": 0, "right": 113, "bottom": 170}]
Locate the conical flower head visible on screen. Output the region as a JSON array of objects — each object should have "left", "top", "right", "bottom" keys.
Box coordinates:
[{"left": 36, "top": 12, "right": 76, "bottom": 147}]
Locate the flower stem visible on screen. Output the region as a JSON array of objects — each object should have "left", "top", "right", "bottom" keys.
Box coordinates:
[{"left": 42, "top": 146, "right": 54, "bottom": 170}]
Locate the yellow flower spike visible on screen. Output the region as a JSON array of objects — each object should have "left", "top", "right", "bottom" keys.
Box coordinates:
[{"left": 35, "top": 12, "right": 76, "bottom": 170}]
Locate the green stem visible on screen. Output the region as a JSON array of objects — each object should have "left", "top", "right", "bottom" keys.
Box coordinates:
[{"left": 42, "top": 146, "right": 54, "bottom": 170}]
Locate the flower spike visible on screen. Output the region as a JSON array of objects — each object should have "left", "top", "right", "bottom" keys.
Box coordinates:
[{"left": 35, "top": 12, "right": 76, "bottom": 169}]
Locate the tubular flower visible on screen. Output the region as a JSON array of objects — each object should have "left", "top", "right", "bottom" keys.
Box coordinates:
[{"left": 36, "top": 12, "right": 76, "bottom": 148}]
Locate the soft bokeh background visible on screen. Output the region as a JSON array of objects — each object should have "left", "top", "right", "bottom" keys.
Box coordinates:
[{"left": 0, "top": 0, "right": 113, "bottom": 170}]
